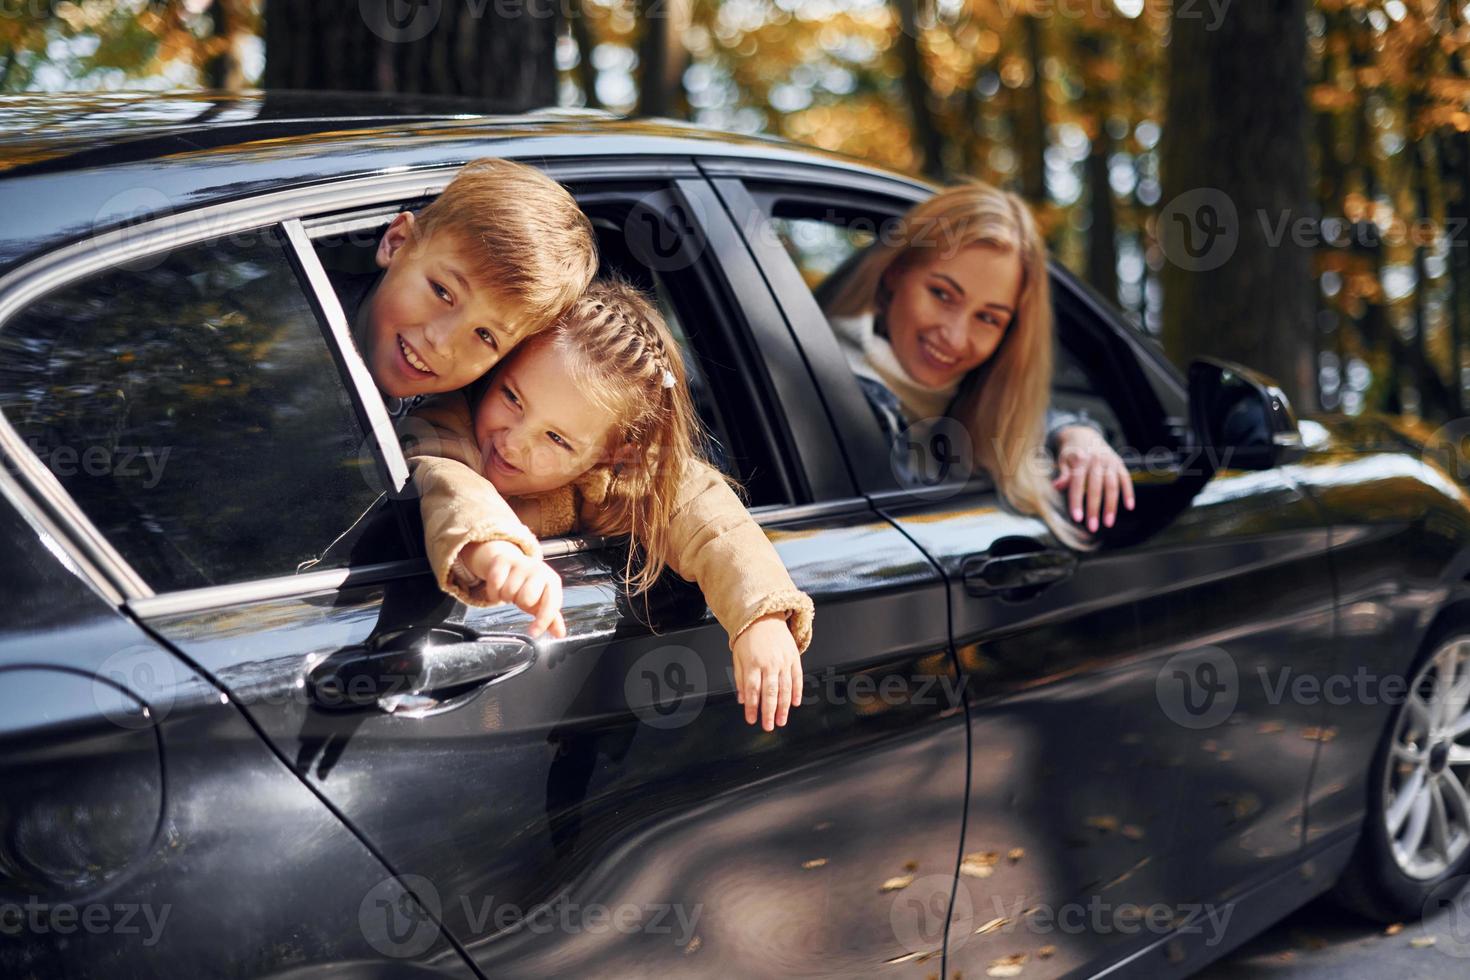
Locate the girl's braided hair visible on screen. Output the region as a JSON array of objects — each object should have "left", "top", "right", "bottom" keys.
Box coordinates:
[{"left": 541, "top": 276, "right": 722, "bottom": 596}]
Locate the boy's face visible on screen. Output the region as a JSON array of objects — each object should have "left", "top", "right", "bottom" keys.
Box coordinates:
[
  {"left": 359, "top": 212, "right": 524, "bottom": 398},
  {"left": 473, "top": 342, "right": 616, "bottom": 497}
]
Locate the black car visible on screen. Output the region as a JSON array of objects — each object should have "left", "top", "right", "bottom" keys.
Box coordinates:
[{"left": 3, "top": 91, "right": 1469, "bottom": 980}]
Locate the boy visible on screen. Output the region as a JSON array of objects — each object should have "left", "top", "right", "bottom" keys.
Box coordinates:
[{"left": 337, "top": 159, "right": 808, "bottom": 730}]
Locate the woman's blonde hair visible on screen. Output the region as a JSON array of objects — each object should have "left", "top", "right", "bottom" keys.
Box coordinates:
[
  {"left": 528, "top": 276, "right": 719, "bottom": 595},
  {"left": 824, "top": 180, "right": 1090, "bottom": 550}
]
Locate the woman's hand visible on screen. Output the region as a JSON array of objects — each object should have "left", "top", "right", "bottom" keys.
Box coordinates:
[
  {"left": 462, "top": 541, "right": 567, "bottom": 638},
  {"left": 1052, "top": 426, "right": 1136, "bottom": 532},
  {"left": 732, "top": 613, "right": 803, "bottom": 731}
]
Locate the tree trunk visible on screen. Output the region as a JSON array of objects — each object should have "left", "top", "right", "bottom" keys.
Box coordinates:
[
  {"left": 892, "top": 0, "right": 946, "bottom": 179},
  {"left": 1015, "top": 13, "right": 1048, "bottom": 206},
  {"left": 636, "top": 0, "right": 689, "bottom": 117},
  {"left": 569, "top": 0, "right": 601, "bottom": 109},
  {"left": 263, "top": 0, "right": 557, "bottom": 111},
  {"left": 1159, "top": 0, "right": 1314, "bottom": 409},
  {"left": 1077, "top": 30, "right": 1117, "bottom": 306},
  {"left": 960, "top": 77, "right": 987, "bottom": 177},
  {"left": 204, "top": 0, "right": 248, "bottom": 90}
]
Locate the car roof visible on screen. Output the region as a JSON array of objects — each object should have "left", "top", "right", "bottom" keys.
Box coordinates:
[{"left": 0, "top": 90, "right": 929, "bottom": 273}]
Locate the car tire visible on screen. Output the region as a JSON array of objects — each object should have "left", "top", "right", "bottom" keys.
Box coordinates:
[{"left": 1332, "top": 623, "right": 1470, "bottom": 922}]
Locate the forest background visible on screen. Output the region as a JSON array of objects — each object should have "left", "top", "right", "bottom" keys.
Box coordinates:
[{"left": 4, "top": 0, "right": 1468, "bottom": 424}]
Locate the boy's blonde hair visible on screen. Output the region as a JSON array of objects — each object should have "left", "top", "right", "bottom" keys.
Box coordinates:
[
  {"left": 824, "top": 180, "right": 1089, "bottom": 550},
  {"left": 412, "top": 158, "right": 598, "bottom": 330},
  {"left": 527, "top": 276, "right": 717, "bottom": 596}
]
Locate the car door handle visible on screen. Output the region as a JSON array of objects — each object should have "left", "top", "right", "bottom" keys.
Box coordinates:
[
  {"left": 962, "top": 550, "right": 1078, "bottom": 597},
  {"left": 307, "top": 626, "right": 536, "bottom": 714}
]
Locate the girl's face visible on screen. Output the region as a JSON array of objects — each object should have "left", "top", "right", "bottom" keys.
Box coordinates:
[
  {"left": 473, "top": 342, "right": 617, "bottom": 496},
  {"left": 881, "top": 243, "right": 1023, "bottom": 391}
]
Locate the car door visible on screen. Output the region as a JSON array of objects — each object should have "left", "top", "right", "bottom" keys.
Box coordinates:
[
  {"left": 37, "top": 162, "right": 970, "bottom": 978},
  {"left": 0, "top": 220, "right": 474, "bottom": 977},
  {"left": 723, "top": 167, "right": 1340, "bottom": 977}
]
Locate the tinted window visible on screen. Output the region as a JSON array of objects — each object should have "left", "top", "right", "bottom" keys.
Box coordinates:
[{"left": 0, "top": 232, "right": 405, "bottom": 592}]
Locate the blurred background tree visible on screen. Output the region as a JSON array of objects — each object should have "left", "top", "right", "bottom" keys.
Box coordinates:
[{"left": 6, "top": 0, "right": 1470, "bottom": 421}]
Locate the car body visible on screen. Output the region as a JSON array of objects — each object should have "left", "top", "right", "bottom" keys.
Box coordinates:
[{"left": 1, "top": 91, "right": 1468, "bottom": 980}]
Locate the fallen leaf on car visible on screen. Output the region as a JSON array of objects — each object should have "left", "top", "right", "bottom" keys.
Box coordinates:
[
  {"left": 987, "top": 953, "right": 1027, "bottom": 977},
  {"left": 1385, "top": 923, "right": 1404, "bottom": 936},
  {"left": 1410, "top": 936, "right": 1437, "bottom": 949},
  {"left": 961, "top": 852, "right": 1000, "bottom": 878},
  {"left": 881, "top": 873, "right": 916, "bottom": 892},
  {"left": 1085, "top": 815, "right": 1119, "bottom": 833},
  {"left": 975, "top": 916, "right": 1010, "bottom": 935},
  {"left": 802, "top": 858, "right": 827, "bottom": 870},
  {"left": 1037, "top": 945, "right": 1056, "bottom": 960},
  {"left": 1007, "top": 848, "right": 1025, "bottom": 863}
]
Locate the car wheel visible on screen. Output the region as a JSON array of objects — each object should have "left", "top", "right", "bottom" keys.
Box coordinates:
[{"left": 1333, "top": 628, "right": 1470, "bottom": 921}]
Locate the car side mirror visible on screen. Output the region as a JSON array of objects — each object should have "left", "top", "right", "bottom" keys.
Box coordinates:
[{"left": 1187, "top": 358, "right": 1304, "bottom": 471}]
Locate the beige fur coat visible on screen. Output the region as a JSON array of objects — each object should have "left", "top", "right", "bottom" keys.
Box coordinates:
[{"left": 404, "top": 391, "right": 814, "bottom": 653}]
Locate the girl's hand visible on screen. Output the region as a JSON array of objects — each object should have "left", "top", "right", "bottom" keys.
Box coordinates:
[
  {"left": 462, "top": 541, "right": 567, "bottom": 638},
  {"left": 1052, "top": 426, "right": 1136, "bottom": 533},
  {"left": 732, "top": 614, "right": 803, "bottom": 731}
]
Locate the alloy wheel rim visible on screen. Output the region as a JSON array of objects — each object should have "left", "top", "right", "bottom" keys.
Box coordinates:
[{"left": 1383, "top": 638, "right": 1470, "bottom": 880}]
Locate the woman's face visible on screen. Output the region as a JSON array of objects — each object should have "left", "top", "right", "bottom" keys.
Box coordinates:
[{"left": 881, "top": 243, "right": 1023, "bottom": 390}]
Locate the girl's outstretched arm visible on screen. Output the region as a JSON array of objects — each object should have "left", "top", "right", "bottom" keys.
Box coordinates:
[{"left": 660, "top": 459, "right": 815, "bottom": 729}]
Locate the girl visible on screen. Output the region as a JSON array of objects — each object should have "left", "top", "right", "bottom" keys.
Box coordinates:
[
  {"left": 405, "top": 278, "right": 812, "bottom": 731},
  {"left": 821, "top": 180, "right": 1136, "bottom": 546}
]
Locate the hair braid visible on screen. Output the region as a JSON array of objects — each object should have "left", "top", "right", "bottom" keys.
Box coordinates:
[{"left": 533, "top": 277, "right": 718, "bottom": 597}]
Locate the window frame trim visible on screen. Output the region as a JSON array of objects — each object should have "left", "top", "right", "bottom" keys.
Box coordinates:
[{"left": 278, "top": 217, "right": 412, "bottom": 495}]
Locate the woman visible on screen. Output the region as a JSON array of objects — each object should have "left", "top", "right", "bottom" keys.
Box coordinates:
[{"left": 821, "top": 180, "right": 1134, "bottom": 548}]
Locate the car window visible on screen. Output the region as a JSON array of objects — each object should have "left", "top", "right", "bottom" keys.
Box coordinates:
[
  {"left": 0, "top": 231, "right": 408, "bottom": 593},
  {"left": 759, "top": 199, "right": 1129, "bottom": 453},
  {"left": 311, "top": 187, "right": 794, "bottom": 515}
]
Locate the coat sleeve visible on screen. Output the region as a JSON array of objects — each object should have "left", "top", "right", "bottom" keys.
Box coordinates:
[
  {"left": 402, "top": 394, "right": 542, "bottom": 607},
  {"left": 410, "top": 455, "right": 543, "bottom": 607},
  {"left": 1045, "top": 405, "right": 1105, "bottom": 455},
  {"left": 663, "top": 460, "right": 815, "bottom": 654}
]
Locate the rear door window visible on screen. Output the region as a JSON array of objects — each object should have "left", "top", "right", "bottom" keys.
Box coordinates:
[{"left": 0, "top": 231, "right": 407, "bottom": 592}]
